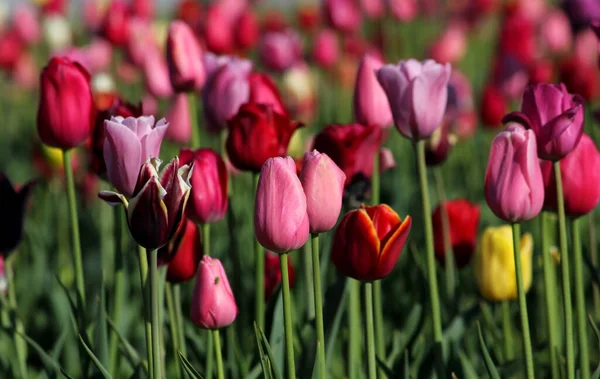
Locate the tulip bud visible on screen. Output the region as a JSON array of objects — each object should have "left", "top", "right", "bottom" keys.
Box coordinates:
[
  {"left": 99, "top": 157, "right": 192, "bottom": 250},
  {"left": 331, "top": 204, "right": 411, "bottom": 281},
  {"left": 166, "top": 21, "right": 206, "bottom": 92},
  {"left": 300, "top": 151, "right": 346, "bottom": 234},
  {"left": 235, "top": 9, "right": 259, "bottom": 51},
  {"left": 353, "top": 54, "right": 393, "bottom": 128},
  {"left": 559, "top": 57, "right": 599, "bottom": 102},
  {"left": 323, "top": 0, "right": 362, "bottom": 33},
  {"left": 143, "top": 48, "right": 174, "bottom": 99},
  {"left": 484, "top": 124, "right": 544, "bottom": 223},
  {"left": 161, "top": 218, "right": 203, "bottom": 283},
  {"left": 204, "top": 5, "right": 235, "bottom": 54},
  {"left": 100, "top": 0, "right": 129, "bottom": 47},
  {"left": 503, "top": 83, "right": 584, "bottom": 161},
  {"left": 377, "top": 59, "right": 451, "bottom": 140},
  {"left": 540, "top": 134, "right": 600, "bottom": 218},
  {"left": 428, "top": 23, "right": 467, "bottom": 65},
  {"left": 37, "top": 57, "right": 95, "bottom": 150},
  {"left": 312, "top": 29, "right": 339, "bottom": 70},
  {"left": 0, "top": 30, "right": 24, "bottom": 71},
  {"left": 248, "top": 73, "right": 288, "bottom": 116},
  {"left": 103, "top": 116, "right": 169, "bottom": 197},
  {"left": 165, "top": 94, "right": 191, "bottom": 144},
  {"left": 474, "top": 225, "right": 533, "bottom": 302},
  {"left": 191, "top": 256, "right": 238, "bottom": 329},
  {"left": 389, "top": 0, "right": 418, "bottom": 21},
  {"left": 432, "top": 199, "right": 480, "bottom": 268},
  {"left": 379, "top": 148, "right": 396, "bottom": 173},
  {"left": 480, "top": 84, "right": 507, "bottom": 128},
  {"left": 540, "top": 10, "right": 572, "bottom": 54},
  {"left": 13, "top": 5, "right": 40, "bottom": 45},
  {"left": 255, "top": 157, "right": 310, "bottom": 253},
  {"left": 180, "top": 148, "right": 228, "bottom": 224},
  {"left": 226, "top": 104, "right": 302, "bottom": 172},
  {"left": 0, "top": 174, "right": 36, "bottom": 257},
  {"left": 265, "top": 251, "right": 295, "bottom": 302},
  {"left": 258, "top": 29, "right": 303, "bottom": 73}
]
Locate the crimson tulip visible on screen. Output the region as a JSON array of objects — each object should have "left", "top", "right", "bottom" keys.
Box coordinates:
[
  {"left": 161, "top": 218, "right": 203, "bottom": 283},
  {"left": 432, "top": 199, "right": 480, "bottom": 268}
]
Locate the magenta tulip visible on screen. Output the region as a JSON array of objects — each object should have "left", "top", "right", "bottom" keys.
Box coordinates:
[
  {"left": 300, "top": 150, "right": 346, "bottom": 234},
  {"left": 143, "top": 47, "right": 174, "bottom": 99},
  {"left": 484, "top": 124, "right": 544, "bottom": 223},
  {"left": 312, "top": 29, "right": 339, "bottom": 70},
  {"left": 258, "top": 30, "right": 303, "bottom": 73},
  {"left": 103, "top": 116, "right": 169, "bottom": 197},
  {"left": 376, "top": 59, "right": 451, "bottom": 140},
  {"left": 353, "top": 53, "right": 393, "bottom": 128},
  {"left": 255, "top": 157, "right": 309, "bottom": 253},
  {"left": 165, "top": 94, "right": 191, "bottom": 144},
  {"left": 191, "top": 255, "right": 238, "bottom": 329},
  {"left": 166, "top": 21, "right": 206, "bottom": 92}
]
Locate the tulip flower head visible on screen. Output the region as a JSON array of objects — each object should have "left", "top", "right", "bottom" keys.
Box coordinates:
[
  {"left": 353, "top": 53, "right": 393, "bottom": 128},
  {"left": 484, "top": 124, "right": 544, "bottom": 223},
  {"left": 331, "top": 204, "right": 412, "bottom": 281},
  {"left": 475, "top": 225, "right": 533, "bottom": 302},
  {"left": 99, "top": 157, "right": 192, "bottom": 250},
  {"left": 166, "top": 21, "right": 206, "bottom": 92},
  {"left": 376, "top": 59, "right": 451, "bottom": 140},
  {"left": 0, "top": 174, "right": 36, "bottom": 257},
  {"left": 191, "top": 255, "right": 238, "bottom": 329},
  {"left": 161, "top": 218, "right": 203, "bottom": 283}
]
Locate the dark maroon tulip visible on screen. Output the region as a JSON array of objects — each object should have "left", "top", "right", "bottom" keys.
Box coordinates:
[{"left": 0, "top": 174, "right": 36, "bottom": 256}]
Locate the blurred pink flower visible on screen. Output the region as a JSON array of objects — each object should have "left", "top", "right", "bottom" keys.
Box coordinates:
[
  {"left": 259, "top": 29, "right": 303, "bottom": 72},
  {"left": 324, "top": 0, "right": 362, "bottom": 33},
  {"left": 165, "top": 94, "right": 191, "bottom": 144},
  {"left": 429, "top": 23, "right": 467, "bottom": 64},
  {"left": 312, "top": 29, "right": 339, "bottom": 70},
  {"left": 13, "top": 4, "right": 40, "bottom": 45},
  {"left": 540, "top": 10, "right": 572, "bottom": 54},
  {"left": 143, "top": 47, "right": 174, "bottom": 99},
  {"left": 389, "top": 0, "right": 418, "bottom": 21},
  {"left": 574, "top": 29, "right": 598, "bottom": 66}
]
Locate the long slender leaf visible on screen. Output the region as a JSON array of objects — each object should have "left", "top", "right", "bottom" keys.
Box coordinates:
[
  {"left": 60, "top": 368, "right": 76, "bottom": 379},
  {"left": 325, "top": 276, "right": 349, "bottom": 369},
  {"left": 178, "top": 351, "right": 205, "bottom": 379},
  {"left": 6, "top": 328, "right": 62, "bottom": 372},
  {"left": 589, "top": 315, "right": 600, "bottom": 379},
  {"left": 476, "top": 322, "right": 501, "bottom": 379},
  {"left": 107, "top": 317, "right": 145, "bottom": 372},
  {"left": 78, "top": 334, "right": 113, "bottom": 379},
  {"left": 95, "top": 273, "right": 109, "bottom": 368},
  {"left": 254, "top": 322, "right": 272, "bottom": 379},
  {"left": 311, "top": 341, "right": 322, "bottom": 379},
  {"left": 258, "top": 324, "right": 284, "bottom": 379}
]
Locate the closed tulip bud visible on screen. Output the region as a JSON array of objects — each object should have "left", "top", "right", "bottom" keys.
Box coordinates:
[
  {"left": 540, "top": 10, "right": 572, "bottom": 54},
  {"left": 191, "top": 256, "right": 237, "bottom": 329},
  {"left": 353, "top": 54, "right": 393, "bottom": 128},
  {"left": 255, "top": 157, "right": 310, "bottom": 253},
  {"left": 0, "top": 30, "right": 24, "bottom": 71},
  {"left": 475, "top": 225, "right": 533, "bottom": 302},
  {"left": 428, "top": 24, "right": 467, "bottom": 65},
  {"left": 204, "top": 5, "right": 235, "bottom": 55},
  {"left": 323, "top": 0, "right": 362, "bottom": 33},
  {"left": 166, "top": 21, "right": 206, "bottom": 92},
  {"left": 248, "top": 73, "right": 288, "bottom": 116},
  {"left": 265, "top": 251, "right": 295, "bottom": 301},
  {"left": 331, "top": 204, "right": 412, "bottom": 281},
  {"left": 312, "top": 29, "right": 339, "bottom": 70},
  {"left": 484, "top": 124, "right": 544, "bottom": 222},
  {"left": 180, "top": 148, "right": 228, "bottom": 224},
  {"left": 100, "top": 0, "right": 129, "bottom": 47},
  {"left": 161, "top": 218, "right": 203, "bottom": 283},
  {"left": 0, "top": 174, "right": 36, "bottom": 257},
  {"left": 258, "top": 29, "right": 303, "bottom": 73},
  {"left": 379, "top": 148, "right": 396, "bottom": 173},
  {"left": 377, "top": 59, "right": 451, "bottom": 140},
  {"left": 300, "top": 150, "right": 346, "bottom": 233},
  {"left": 165, "top": 94, "right": 191, "bottom": 144},
  {"left": 227, "top": 103, "right": 302, "bottom": 172},
  {"left": 142, "top": 48, "right": 174, "bottom": 99},
  {"left": 13, "top": 5, "right": 41, "bottom": 45},
  {"left": 541, "top": 134, "right": 600, "bottom": 217},
  {"left": 103, "top": 116, "right": 169, "bottom": 197},
  {"left": 505, "top": 83, "right": 585, "bottom": 161},
  {"left": 235, "top": 9, "right": 259, "bottom": 51},
  {"left": 37, "top": 57, "right": 95, "bottom": 150},
  {"left": 432, "top": 199, "right": 480, "bottom": 268},
  {"left": 389, "top": 0, "right": 418, "bottom": 21},
  {"left": 360, "top": 0, "right": 384, "bottom": 19},
  {"left": 99, "top": 157, "right": 192, "bottom": 250}
]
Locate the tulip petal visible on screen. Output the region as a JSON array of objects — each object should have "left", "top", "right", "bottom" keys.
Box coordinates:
[
  {"left": 104, "top": 119, "right": 143, "bottom": 197},
  {"left": 542, "top": 105, "right": 583, "bottom": 159},
  {"left": 377, "top": 216, "right": 411, "bottom": 279},
  {"left": 98, "top": 190, "right": 129, "bottom": 208},
  {"left": 361, "top": 204, "right": 401, "bottom": 241},
  {"left": 411, "top": 63, "right": 450, "bottom": 139},
  {"left": 140, "top": 118, "right": 169, "bottom": 161},
  {"left": 501, "top": 111, "right": 532, "bottom": 129},
  {"left": 127, "top": 177, "right": 169, "bottom": 249},
  {"left": 376, "top": 65, "right": 413, "bottom": 138},
  {"left": 132, "top": 158, "right": 161, "bottom": 198}
]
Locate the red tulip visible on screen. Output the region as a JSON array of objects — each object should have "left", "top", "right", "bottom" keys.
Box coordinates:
[
  {"left": 161, "top": 218, "right": 203, "bottom": 283},
  {"left": 432, "top": 199, "right": 480, "bottom": 268},
  {"left": 559, "top": 57, "right": 599, "bottom": 102},
  {"left": 0, "top": 29, "right": 24, "bottom": 71},
  {"left": 297, "top": 5, "right": 321, "bottom": 31},
  {"left": 235, "top": 9, "right": 259, "bottom": 51},
  {"left": 176, "top": 0, "right": 203, "bottom": 32},
  {"left": 264, "top": 251, "right": 295, "bottom": 302},
  {"left": 204, "top": 4, "right": 235, "bottom": 54},
  {"left": 498, "top": 11, "right": 535, "bottom": 65},
  {"left": 100, "top": 0, "right": 130, "bottom": 47},
  {"left": 248, "top": 73, "right": 288, "bottom": 116},
  {"left": 480, "top": 84, "right": 507, "bottom": 128}
]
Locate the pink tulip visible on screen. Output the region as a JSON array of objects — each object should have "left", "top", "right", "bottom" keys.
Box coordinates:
[
  {"left": 353, "top": 53, "right": 393, "bottom": 128},
  {"left": 166, "top": 21, "right": 206, "bottom": 92},
  {"left": 259, "top": 29, "right": 303, "bottom": 73},
  {"left": 165, "top": 94, "right": 191, "bottom": 144},
  {"left": 312, "top": 29, "right": 339, "bottom": 70},
  {"left": 141, "top": 94, "right": 158, "bottom": 116},
  {"left": 540, "top": 10, "right": 572, "bottom": 54},
  {"left": 203, "top": 52, "right": 234, "bottom": 80},
  {"left": 428, "top": 23, "right": 467, "bottom": 64},
  {"left": 360, "top": 0, "right": 384, "bottom": 19},
  {"left": 131, "top": 0, "right": 154, "bottom": 20},
  {"left": 379, "top": 148, "right": 396, "bottom": 173},
  {"left": 143, "top": 47, "right": 174, "bottom": 99},
  {"left": 484, "top": 124, "right": 544, "bottom": 222},
  {"left": 82, "top": 0, "right": 106, "bottom": 32},
  {"left": 126, "top": 17, "right": 154, "bottom": 67},
  {"left": 300, "top": 151, "right": 346, "bottom": 233},
  {"left": 103, "top": 116, "right": 169, "bottom": 197},
  {"left": 180, "top": 148, "right": 229, "bottom": 224},
  {"left": 85, "top": 38, "right": 112, "bottom": 74},
  {"left": 191, "top": 256, "right": 237, "bottom": 329},
  {"left": 323, "top": 0, "right": 362, "bottom": 33},
  {"left": 389, "top": 0, "right": 418, "bottom": 21},
  {"left": 204, "top": 4, "right": 235, "bottom": 55},
  {"left": 503, "top": 83, "right": 584, "bottom": 161},
  {"left": 13, "top": 4, "right": 40, "bottom": 45},
  {"left": 574, "top": 29, "right": 598, "bottom": 67},
  {"left": 377, "top": 59, "right": 451, "bottom": 140},
  {"left": 13, "top": 53, "right": 38, "bottom": 90},
  {"left": 255, "top": 157, "right": 310, "bottom": 253}
]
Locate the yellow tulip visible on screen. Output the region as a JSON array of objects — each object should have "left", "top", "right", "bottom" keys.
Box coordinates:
[{"left": 474, "top": 225, "right": 533, "bottom": 302}]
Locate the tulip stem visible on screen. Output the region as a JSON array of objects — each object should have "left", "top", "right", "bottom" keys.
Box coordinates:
[
  {"left": 303, "top": 242, "right": 315, "bottom": 321},
  {"left": 173, "top": 285, "right": 186, "bottom": 357},
  {"left": 573, "top": 218, "right": 590, "bottom": 379},
  {"left": 348, "top": 279, "right": 361, "bottom": 379},
  {"left": 165, "top": 283, "right": 182, "bottom": 379},
  {"left": 137, "top": 245, "right": 153, "bottom": 378},
  {"left": 511, "top": 223, "right": 535, "bottom": 379},
  {"left": 434, "top": 168, "right": 456, "bottom": 300},
  {"left": 202, "top": 224, "right": 211, "bottom": 256},
  {"left": 213, "top": 330, "right": 224, "bottom": 379},
  {"left": 254, "top": 173, "right": 265, "bottom": 330},
  {"left": 206, "top": 331, "right": 214, "bottom": 379},
  {"left": 590, "top": 212, "right": 600, "bottom": 320},
  {"left": 148, "top": 249, "right": 162, "bottom": 379},
  {"left": 63, "top": 149, "right": 86, "bottom": 306},
  {"left": 541, "top": 212, "right": 560, "bottom": 379},
  {"left": 414, "top": 140, "right": 444, "bottom": 375},
  {"left": 6, "top": 257, "right": 28, "bottom": 379},
  {"left": 501, "top": 301, "right": 513, "bottom": 362},
  {"left": 364, "top": 282, "right": 377, "bottom": 379},
  {"left": 280, "top": 253, "right": 296, "bottom": 379},
  {"left": 372, "top": 151, "right": 385, "bottom": 373},
  {"left": 109, "top": 206, "right": 126, "bottom": 374},
  {"left": 311, "top": 234, "right": 327, "bottom": 379},
  {"left": 555, "top": 161, "right": 575, "bottom": 379},
  {"left": 189, "top": 93, "right": 201, "bottom": 149}
]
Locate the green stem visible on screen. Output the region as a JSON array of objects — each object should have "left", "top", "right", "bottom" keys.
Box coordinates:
[
  {"left": 589, "top": 212, "right": 600, "bottom": 320},
  {"left": 541, "top": 212, "right": 560, "bottom": 379},
  {"left": 311, "top": 234, "right": 326, "bottom": 379},
  {"left": 189, "top": 93, "right": 201, "bottom": 149},
  {"left": 173, "top": 285, "right": 186, "bottom": 357},
  {"left": 501, "top": 301, "right": 514, "bottom": 362},
  {"left": 364, "top": 282, "right": 377, "bottom": 379},
  {"left": 573, "top": 218, "right": 590, "bottom": 379},
  {"left": 149, "top": 249, "right": 162, "bottom": 379},
  {"left": 206, "top": 331, "right": 214, "bottom": 379},
  {"left": 348, "top": 279, "right": 361, "bottom": 379},
  {"left": 303, "top": 242, "right": 315, "bottom": 321},
  {"left": 165, "top": 284, "right": 182, "bottom": 379},
  {"left": 137, "top": 245, "right": 153, "bottom": 378},
  {"left": 434, "top": 168, "right": 456, "bottom": 300},
  {"left": 202, "top": 224, "right": 211, "bottom": 256},
  {"left": 414, "top": 140, "right": 444, "bottom": 373},
  {"left": 555, "top": 162, "right": 574, "bottom": 379},
  {"left": 254, "top": 173, "right": 265, "bottom": 329},
  {"left": 7, "top": 258, "right": 28, "bottom": 379},
  {"left": 511, "top": 223, "right": 535, "bottom": 379},
  {"left": 63, "top": 149, "right": 86, "bottom": 306},
  {"left": 109, "top": 207, "right": 125, "bottom": 374},
  {"left": 372, "top": 152, "right": 385, "bottom": 373},
  {"left": 213, "top": 330, "right": 224, "bottom": 379},
  {"left": 280, "top": 253, "right": 296, "bottom": 379}
]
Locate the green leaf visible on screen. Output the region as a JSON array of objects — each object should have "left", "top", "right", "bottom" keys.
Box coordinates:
[
  {"left": 107, "top": 317, "right": 145, "bottom": 372},
  {"left": 253, "top": 322, "right": 272, "bottom": 379},
  {"left": 258, "top": 324, "right": 284, "bottom": 379},
  {"left": 589, "top": 315, "right": 600, "bottom": 379},
  {"left": 60, "top": 368, "right": 76, "bottom": 379},
  {"left": 375, "top": 356, "right": 395, "bottom": 378},
  {"left": 3, "top": 327, "right": 62, "bottom": 372},
  {"left": 311, "top": 341, "right": 322, "bottom": 379},
  {"left": 78, "top": 334, "right": 113, "bottom": 379},
  {"left": 268, "top": 290, "right": 285, "bottom": 374},
  {"left": 94, "top": 273, "right": 109, "bottom": 368},
  {"left": 476, "top": 322, "right": 501, "bottom": 379},
  {"left": 324, "top": 276, "right": 350, "bottom": 370},
  {"left": 178, "top": 351, "right": 205, "bottom": 379}
]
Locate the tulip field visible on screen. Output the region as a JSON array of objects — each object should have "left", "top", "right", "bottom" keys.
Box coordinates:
[{"left": 4, "top": 0, "right": 600, "bottom": 378}]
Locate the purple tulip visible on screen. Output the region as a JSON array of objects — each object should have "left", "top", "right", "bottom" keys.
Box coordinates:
[
  {"left": 103, "top": 116, "right": 169, "bottom": 197},
  {"left": 484, "top": 124, "right": 544, "bottom": 223},
  {"left": 255, "top": 157, "right": 309, "bottom": 253},
  {"left": 376, "top": 59, "right": 451, "bottom": 140},
  {"left": 353, "top": 54, "right": 393, "bottom": 128},
  {"left": 300, "top": 150, "right": 346, "bottom": 234},
  {"left": 503, "top": 83, "right": 584, "bottom": 161},
  {"left": 166, "top": 21, "right": 206, "bottom": 92}
]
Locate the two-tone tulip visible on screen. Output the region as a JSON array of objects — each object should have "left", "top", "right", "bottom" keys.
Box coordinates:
[
  {"left": 166, "top": 21, "right": 206, "bottom": 92},
  {"left": 331, "top": 205, "right": 412, "bottom": 281}
]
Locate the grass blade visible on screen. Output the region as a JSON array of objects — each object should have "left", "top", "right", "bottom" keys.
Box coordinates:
[
  {"left": 476, "top": 322, "right": 501, "bottom": 379},
  {"left": 78, "top": 334, "right": 113, "bottom": 379}
]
